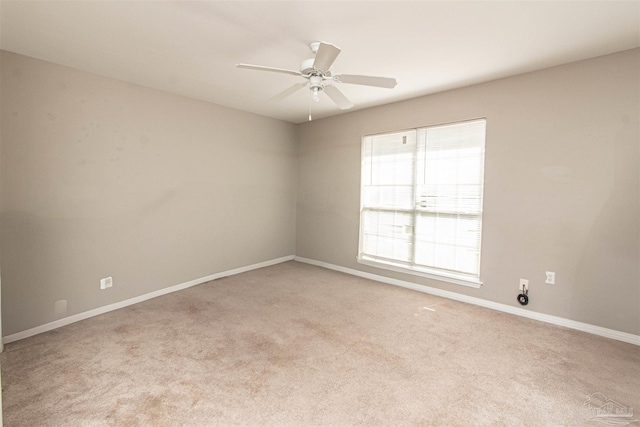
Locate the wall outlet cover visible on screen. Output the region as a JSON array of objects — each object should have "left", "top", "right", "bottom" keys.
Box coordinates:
[
  {"left": 100, "top": 276, "right": 113, "bottom": 290},
  {"left": 546, "top": 271, "right": 556, "bottom": 284}
]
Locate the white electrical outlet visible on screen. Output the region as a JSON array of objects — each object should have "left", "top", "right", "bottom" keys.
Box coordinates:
[
  {"left": 546, "top": 271, "right": 556, "bottom": 284},
  {"left": 519, "top": 278, "right": 529, "bottom": 292},
  {"left": 100, "top": 276, "right": 113, "bottom": 290}
]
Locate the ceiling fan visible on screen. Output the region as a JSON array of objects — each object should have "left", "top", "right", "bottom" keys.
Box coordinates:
[{"left": 237, "top": 41, "right": 397, "bottom": 119}]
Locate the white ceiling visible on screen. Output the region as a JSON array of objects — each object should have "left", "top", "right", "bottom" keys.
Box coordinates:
[{"left": 1, "top": 1, "right": 639, "bottom": 124}]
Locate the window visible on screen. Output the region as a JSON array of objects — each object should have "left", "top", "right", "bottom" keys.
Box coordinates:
[{"left": 358, "top": 119, "right": 486, "bottom": 287}]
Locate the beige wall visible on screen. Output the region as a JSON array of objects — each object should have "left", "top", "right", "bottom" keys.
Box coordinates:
[
  {"left": 0, "top": 51, "right": 297, "bottom": 336},
  {"left": 1, "top": 48, "right": 638, "bottom": 339},
  {"left": 297, "top": 49, "right": 640, "bottom": 335}
]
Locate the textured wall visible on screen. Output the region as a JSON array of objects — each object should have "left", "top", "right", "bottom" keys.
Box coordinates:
[
  {"left": 2, "top": 48, "right": 638, "bottom": 339},
  {"left": 297, "top": 49, "right": 640, "bottom": 335},
  {"left": 1, "top": 51, "right": 298, "bottom": 336}
]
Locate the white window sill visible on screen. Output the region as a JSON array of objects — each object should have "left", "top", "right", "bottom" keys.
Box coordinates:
[{"left": 357, "top": 256, "right": 482, "bottom": 289}]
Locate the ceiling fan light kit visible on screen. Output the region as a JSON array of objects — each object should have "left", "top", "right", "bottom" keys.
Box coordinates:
[{"left": 236, "top": 41, "right": 397, "bottom": 119}]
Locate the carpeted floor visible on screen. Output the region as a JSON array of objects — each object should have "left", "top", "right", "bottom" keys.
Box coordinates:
[{"left": 2, "top": 261, "right": 639, "bottom": 426}]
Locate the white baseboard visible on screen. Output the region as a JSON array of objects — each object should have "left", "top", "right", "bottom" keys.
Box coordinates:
[
  {"left": 6, "top": 254, "right": 637, "bottom": 347},
  {"left": 294, "top": 256, "right": 640, "bottom": 346},
  {"left": 2, "top": 255, "right": 295, "bottom": 345}
]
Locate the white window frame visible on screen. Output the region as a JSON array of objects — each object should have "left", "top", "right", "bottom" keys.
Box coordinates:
[{"left": 357, "top": 119, "right": 486, "bottom": 288}]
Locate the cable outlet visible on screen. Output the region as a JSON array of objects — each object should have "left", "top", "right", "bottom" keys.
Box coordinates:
[
  {"left": 100, "top": 276, "right": 113, "bottom": 290},
  {"left": 545, "top": 271, "right": 556, "bottom": 284},
  {"left": 519, "top": 279, "right": 529, "bottom": 292}
]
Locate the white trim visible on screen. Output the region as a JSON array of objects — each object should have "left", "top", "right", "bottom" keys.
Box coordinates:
[
  {"left": 2, "top": 255, "right": 295, "bottom": 345},
  {"left": 294, "top": 256, "right": 640, "bottom": 346}
]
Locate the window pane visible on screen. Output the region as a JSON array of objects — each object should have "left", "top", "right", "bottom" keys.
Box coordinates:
[
  {"left": 362, "top": 209, "right": 413, "bottom": 263},
  {"left": 367, "top": 131, "right": 416, "bottom": 186},
  {"left": 363, "top": 185, "right": 414, "bottom": 209},
  {"left": 414, "top": 212, "right": 481, "bottom": 275},
  {"left": 363, "top": 131, "right": 417, "bottom": 210},
  {"left": 419, "top": 121, "right": 486, "bottom": 216}
]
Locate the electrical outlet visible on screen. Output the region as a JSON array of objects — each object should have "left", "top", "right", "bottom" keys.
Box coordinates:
[
  {"left": 545, "top": 271, "right": 556, "bottom": 284},
  {"left": 519, "top": 278, "right": 529, "bottom": 292},
  {"left": 100, "top": 276, "right": 113, "bottom": 290}
]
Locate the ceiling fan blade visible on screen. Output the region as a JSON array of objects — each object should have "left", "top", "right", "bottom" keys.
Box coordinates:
[
  {"left": 236, "top": 64, "right": 302, "bottom": 77},
  {"left": 334, "top": 74, "right": 397, "bottom": 89},
  {"left": 323, "top": 85, "right": 353, "bottom": 110},
  {"left": 313, "top": 42, "right": 341, "bottom": 72},
  {"left": 270, "top": 82, "right": 308, "bottom": 102}
]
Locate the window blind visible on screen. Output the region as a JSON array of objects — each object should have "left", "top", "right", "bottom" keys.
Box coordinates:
[{"left": 359, "top": 119, "right": 486, "bottom": 285}]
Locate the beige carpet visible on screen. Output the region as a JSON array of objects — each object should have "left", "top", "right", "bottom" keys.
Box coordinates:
[{"left": 2, "top": 261, "right": 638, "bottom": 426}]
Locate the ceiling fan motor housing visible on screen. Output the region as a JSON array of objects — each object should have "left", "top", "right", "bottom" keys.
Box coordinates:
[
  {"left": 301, "top": 58, "right": 332, "bottom": 78},
  {"left": 300, "top": 58, "right": 315, "bottom": 76}
]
